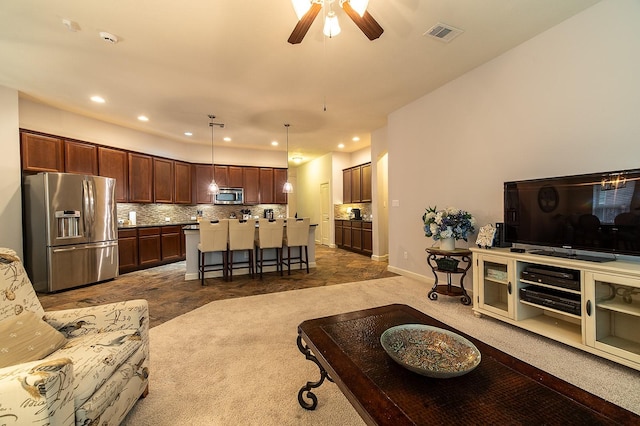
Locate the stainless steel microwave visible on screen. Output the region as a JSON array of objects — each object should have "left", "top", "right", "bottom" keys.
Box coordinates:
[{"left": 214, "top": 188, "right": 244, "bottom": 205}]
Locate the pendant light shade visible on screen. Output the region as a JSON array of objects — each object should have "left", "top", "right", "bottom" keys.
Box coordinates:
[
  {"left": 323, "top": 11, "right": 341, "bottom": 38},
  {"left": 208, "top": 114, "right": 220, "bottom": 195},
  {"left": 283, "top": 124, "right": 293, "bottom": 194}
]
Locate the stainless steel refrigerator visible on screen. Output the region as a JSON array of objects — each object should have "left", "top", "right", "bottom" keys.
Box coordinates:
[{"left": 23, "top": 172, "right": 119, "bottom": 292}]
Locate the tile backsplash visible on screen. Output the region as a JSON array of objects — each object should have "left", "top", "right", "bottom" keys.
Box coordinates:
[
  {"left": 333, "top": 203, "right": 373, "bottom": 220},
  {"left": 117, "top": 203, "right": 287, "bottom": 225}
]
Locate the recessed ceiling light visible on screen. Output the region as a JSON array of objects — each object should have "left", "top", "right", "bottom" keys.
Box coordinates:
[
  {"left": 352, "top": 136, "right": 360, "bottom": 142},
  {"left": 338, "top": 143, "right": 345, "bottom": 149},
  {"left": 90, "top": 95, "right": 105, "bottom": 103},
  {"left": 184, "top": 132, "right": 193, "bottom": 136},
  {"left": 223, "top": 137, "right": 231, "bottom": 142},
  {"left": 62, "top": 19, "right": 80, "bottom": 32},
  {"left": 271, "top": 141, "right": 279, "bottom": 146},
  {"left": 137, "top": 115, "right": 149, "bottom": 122}
]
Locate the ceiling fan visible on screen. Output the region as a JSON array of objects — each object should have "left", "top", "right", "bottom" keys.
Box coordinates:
[{"left": 288, "top": 0, "right": 384, "bottom": 44}]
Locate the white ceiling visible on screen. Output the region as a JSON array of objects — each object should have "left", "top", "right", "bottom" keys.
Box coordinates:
[{"left": 0, "top": 0, "right": 599, "bottom": 164}]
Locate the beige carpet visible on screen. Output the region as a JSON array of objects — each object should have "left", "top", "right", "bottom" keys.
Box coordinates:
[{"left": 121, "top": 276, "right": 639, "bottom": 425}]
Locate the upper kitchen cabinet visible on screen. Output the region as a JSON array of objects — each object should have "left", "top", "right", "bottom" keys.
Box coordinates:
[
  {"left": 153, "top": 157, "right": 174, "bottom": 203},
  {"left": 214, "top": 165, "right": 244, "bottom": 189},
  {"left": 21, "top": 132, "right": 64, "bottom": 173},
  {"left": 64, "top": 140, "right": 98, "bottom": 175},
  {"left": 343, "top": 163, "right": 372, "bottom": 203},
  {"left": 274, "top": 168, "right": 288, "bottom": 204},
  {"left": 243, "top": 167, "right": 260, "bottom": 205},
  {"left": 361, "top": 163, "right": 372, "bottom": 202},
  {"left": 259, "top": 168, "right": 275, "bottom": 204},
  {"left": 194, "top": 164, "right": 214, "bottom": 204},
  {"left": 214, "top": 165, "right": 229, "bottom": 188},
  {"left": 174, "top": 161, "right": 192, "bottom": 204},
  {"left": 128, "top": 153, "right": 153, "bottom": 203},
  {"left": 98, "top": 147, "right": 128, "bottom": 202},
  {"left": 343, "top": 168, "right": 352, "bottom": 203}
]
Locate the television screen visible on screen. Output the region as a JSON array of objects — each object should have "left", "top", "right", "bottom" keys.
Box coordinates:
[{"left": 504, "top": 169, "right": 640, "bottom": 258}]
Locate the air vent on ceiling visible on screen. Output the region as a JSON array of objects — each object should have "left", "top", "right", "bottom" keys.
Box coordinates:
[{"left": 423, "top": 23, "right": 464, "bottom": 43}]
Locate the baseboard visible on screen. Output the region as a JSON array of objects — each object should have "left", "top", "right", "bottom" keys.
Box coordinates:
[
  {"left": 371, "top": 254, "right": 389, "bottom": 262},
  {"left": 386, "top": 266, "right": 432, "bottom": 283}
]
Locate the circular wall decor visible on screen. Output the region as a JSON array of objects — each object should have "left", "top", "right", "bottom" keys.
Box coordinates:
[{"left": 537, "top": 185, "right": 559, "bottom": 213}]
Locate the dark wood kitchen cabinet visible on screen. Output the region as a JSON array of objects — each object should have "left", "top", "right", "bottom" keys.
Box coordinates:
[
  {"left": 274, "top": 168, "right": 288, "bottom": 204},
  {"left": 174, "top": 161, "right": 192, "bottom": 204},
  {"left": 213, "top": 165, "right": 229, "bottom": 188},
  {"left": 118, "top": 228, "right": 139, "bottom": 273},
  {"left": 153, "top": 157, "right": 174, "bottom": 203},
  {"left": 259, "top": 168, "right": 275, "bottom": 204},
  {"left": 342, "top": 162, "right": 371, "bottom": 204},
  {"left": 243, "top": 167, "right": 260, "bottom": 205},
  {"left": 21, "top": 132, "right": 64, "bottom": 173},
  {"left": 335, "top": 220, "right": 372, "bottom": 256},
  {"left": 64, "top": 140, "right": 98, "bottom": 175},
  {"left": 161, "top": 225, "right": 182, "bottom": 261},
  {"left": 128, "top": 153, "right": 153, "bottom": 203},
  {"left": 228, "top": 166, "right": 244, "bottom": 188},
  {"left": 194, "top": 164, "right": 214, "bottom": 204},
  {"left": 361, "top": 163, "right": 372, "bottom": 202},
  {"left": 343, "top": 169, "right": 352, "bottom": 204},
  {"left": 98, "top": 147, "right": 128, "bottom": 202},
  {"left": 138, "top": 227, "right": 161, "bottom": 266}
]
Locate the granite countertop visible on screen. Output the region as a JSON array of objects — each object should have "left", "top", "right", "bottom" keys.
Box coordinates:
[
  {"left": 183, "top": 221, "right": 318, "bottom": 231},
  {"left": 118, "top": 221, "right": 197, "bottom": 229}
]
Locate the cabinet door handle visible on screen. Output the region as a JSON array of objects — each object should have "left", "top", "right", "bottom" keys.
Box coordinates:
[
  {"left": 507, "top": 281, "right": 512, "bottom": 295},
  {"left": 586, "top": 300, "right": 592, "bottom": 316}
]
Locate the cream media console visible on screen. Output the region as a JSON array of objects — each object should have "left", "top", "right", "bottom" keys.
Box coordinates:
[{"left": 470, "top": 247, "right": 640, "bottom": 371}]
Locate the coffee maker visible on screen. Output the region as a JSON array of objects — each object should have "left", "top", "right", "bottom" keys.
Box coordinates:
[
  {"left": 263, "top": 208, "right": 274, "bottom": 220},
  {"left": 351, "top": 208, "right": 362, "bottom": 220}
]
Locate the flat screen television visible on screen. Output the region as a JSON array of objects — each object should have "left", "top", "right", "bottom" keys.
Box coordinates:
[{"left": 504, "top": 168, "right": 640, "bottom": 261}]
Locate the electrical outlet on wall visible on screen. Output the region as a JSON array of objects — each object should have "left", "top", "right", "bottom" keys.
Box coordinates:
[{"left": 403, "top": 251, "right": 408, "bottom": 259}]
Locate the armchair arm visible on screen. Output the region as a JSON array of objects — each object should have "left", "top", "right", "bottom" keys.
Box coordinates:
[
  {"left": 0, "top": 358, "right": 75, "bottom": 426},
  {"left": 44, "top": 300, "right": 149, "bottom": 346}
]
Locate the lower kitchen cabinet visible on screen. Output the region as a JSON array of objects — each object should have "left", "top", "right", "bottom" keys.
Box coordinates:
[
  {"left": 118, "top": 225, "right": 186, "bottom": 274},
  {"left": 117, "top": 229, "right": 138, "bottom": 273},
  {"left": 335, "top": 220, "right": 373, "bottom": 256},
  {"left": 161, "top": 225, "right": 182, "bottom": 261},
  {"left": 138, "top": 227, "right": 162, "bottom": 267}
]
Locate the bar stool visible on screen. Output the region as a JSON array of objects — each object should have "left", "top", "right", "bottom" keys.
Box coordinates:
[
  {"left": 254, "top": 219, "right": 284, "bottom": 279},
  {"left": 198, "top": 219, "right": 229, "bottom": 285},
  {"left": 227, "top": 219, "right": 256, "bottom": 280},
  {"left": 282, "top": 217, "right": 310, "bottom": 274}
]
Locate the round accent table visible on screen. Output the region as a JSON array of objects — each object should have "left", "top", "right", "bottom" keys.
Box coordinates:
[{"left": 425, "top": 248, "right": 472, "bottom": 305}]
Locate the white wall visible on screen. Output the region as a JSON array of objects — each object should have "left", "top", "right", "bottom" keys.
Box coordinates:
[
  {"left": 371, "top": 126, "right": 389, "bottom": 260},
  {"left": 296, "top": 153, "right": 332, "bottom": 240},
  {"left": 388, "top": 0, "right": 640, "bottom": 279},
  {"left": 0, "top": 87, "right": 22, "bottom": 256}
]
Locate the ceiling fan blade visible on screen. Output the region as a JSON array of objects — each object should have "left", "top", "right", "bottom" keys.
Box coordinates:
[
  {"left": 341, "top": 2, "right": 384, "bottom": 41},
  {"left": 288, "top": 3, "right": 323, "bottom": 44}
]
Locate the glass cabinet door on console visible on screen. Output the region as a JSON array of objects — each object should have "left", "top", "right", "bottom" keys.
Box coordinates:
[
  {"left": 474, "top": 254, "right": 514, "bottom": 319},
  {"left": 585, "top": 272, "right": 640, "bottom": 365}
]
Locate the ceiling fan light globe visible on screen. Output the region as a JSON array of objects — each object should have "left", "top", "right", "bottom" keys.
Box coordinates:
[
  {"left": 323, "top": 12, "right": 341, "bottom": 37},
  {"left": 283, "top": 181, "right": 294, "bottom": 194},
  {"left": 292, "top": 0, "right": 313, "bottom": 20},
  {"left": 346, "top": 0, "right": 369, "bottom": 17}
]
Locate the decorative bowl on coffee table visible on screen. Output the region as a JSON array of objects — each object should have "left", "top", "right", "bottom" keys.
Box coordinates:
[{"left": 380, "top": 324, "right": 481, "bottom": 378}]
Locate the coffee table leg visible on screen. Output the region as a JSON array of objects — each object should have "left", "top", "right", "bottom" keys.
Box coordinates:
[{"left": 297, "top": 334, "right": 334, "bottom": 410}]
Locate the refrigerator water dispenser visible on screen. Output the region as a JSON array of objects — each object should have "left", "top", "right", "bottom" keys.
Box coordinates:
[{"left": 55, "top": 210, "right": 80, "bottom": 238}]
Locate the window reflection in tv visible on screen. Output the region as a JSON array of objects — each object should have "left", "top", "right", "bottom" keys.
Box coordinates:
[{"left": 504, "top": 169, "right": 640, "bottom": 257}]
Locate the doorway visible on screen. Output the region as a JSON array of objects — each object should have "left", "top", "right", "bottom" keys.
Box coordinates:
[{"left": 320, "top": 182, "right": 330, "bottom": 246}]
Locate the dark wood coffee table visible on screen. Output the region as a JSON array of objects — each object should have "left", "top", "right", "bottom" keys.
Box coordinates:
[{"left": 296, "top": 304, "right": 638, "bottom": 425}]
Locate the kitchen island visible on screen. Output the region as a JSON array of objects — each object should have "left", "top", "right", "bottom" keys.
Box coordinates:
[{"left": 183, "top": 223, "right": 317, "bottom": 280}]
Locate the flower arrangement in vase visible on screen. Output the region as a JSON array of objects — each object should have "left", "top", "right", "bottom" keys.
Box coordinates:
[{"left": 422, "top": 206, "right": 476, "bottom": 250}]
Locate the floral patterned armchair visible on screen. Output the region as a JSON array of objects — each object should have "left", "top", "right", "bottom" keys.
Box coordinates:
[{"left": 0, "top": 248, "right": 149, "bottom": 426}]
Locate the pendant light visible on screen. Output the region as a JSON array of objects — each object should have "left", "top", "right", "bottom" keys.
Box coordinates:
[
  {"left": 283, "top": 124, "right": 293, "bottom": 194},
  {"left": 208, "top": 114, "right": 220, "bottom": 195}
]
